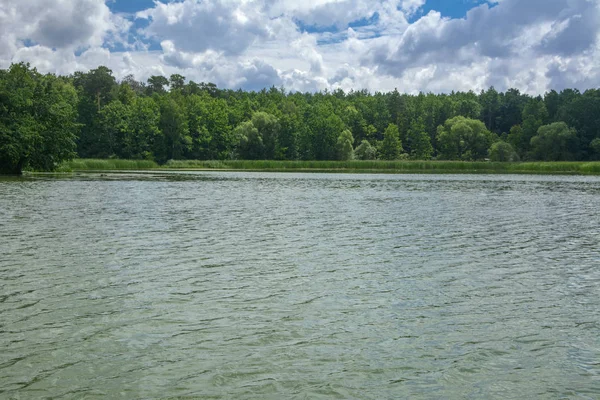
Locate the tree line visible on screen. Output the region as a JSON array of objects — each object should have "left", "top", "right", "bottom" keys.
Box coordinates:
[{"left": 1, "top": 63, "right": 600, "bottom": 173}]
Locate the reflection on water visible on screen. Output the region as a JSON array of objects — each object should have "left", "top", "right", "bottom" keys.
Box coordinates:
[{"left": 1, "top": 172, "right": 599, "bottom": 399}]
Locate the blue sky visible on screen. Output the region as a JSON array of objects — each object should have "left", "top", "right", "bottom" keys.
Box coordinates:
[
  {"left": 1, "top": 0, "right": 598, "bottom": 93},
  {"left": 106, "top": 0, "right": 491, "bottom": 19}
]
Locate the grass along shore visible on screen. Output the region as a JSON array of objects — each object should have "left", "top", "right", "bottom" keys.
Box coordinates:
[{"left": 50, "top": 158, "right": 600, "bottom": 175}]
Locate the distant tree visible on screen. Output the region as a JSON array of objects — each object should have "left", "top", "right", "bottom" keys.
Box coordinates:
[
  {"left": 0, "top": 63, "right": 79, "bottom": 173},
  {"left": 519, "top": 99, "right": 549, "bottom": 157},
  {"left": 336, "top": 129, "right": 354, "bottom": 160},
  {"left": 128, "top": 97, "right": 160, "bottom": 159},
  {"left": 156, "top": 97, "right": 190, "bottom": 162},
  {"left": 147, "top": 75, "right": 169, "bottom": 94},
  {"left": 480, "top": 86, "right": 500, "bottom": 132},
  {"left": 489, "top": 141, "right": 519, "bottom": 162},
  {"left": 97, "top": 100, "right": 130, "bottom": 158},
  {"left": 407, "top": 117, "right": 433, "bottom": 159},
  {"left": 169, "top": 74, "right": 186, "bottom": 91},
  {"left": 590, "top": 138, "right": 600, "bottom": 161},
  {"left": 305, "top": 102, "right": 345, "bottom": 160},
  {"left": 380, "top": 123, "right": 402, "bottom": 160},
  {"left": 121, "top": 74, "right": 146, "bottom": 96},
  {"left": 354, "top": 140, "right": 377, "bottom": 160},
  {"left": 251, "top": 112, "right": 280, "bottom": 160},
  {"left": 235, "top": 121, "right": 263, "bottom": 159},
  {"left": 437, "top": 116, "right": 495, "bottom": 160},
  {"left": 530, "top": 122, "right": 578, "bottom": 161}
]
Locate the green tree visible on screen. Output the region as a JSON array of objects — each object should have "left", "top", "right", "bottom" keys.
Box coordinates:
[
  {"left": 489, "top": 141, "right": 519, "bottom": 162},
  {"left": 519, "top": 99, "right": 549, "bottom": 157},
  {"left": 156, "top": 97, "right": 190, "bottom": 162},
  {"left": 407, "top": 117, "right": 433, "bottom": 159},
  {"left": 72, "top": 66, "right": 117, "bottom": 157},
  {"left": 169, "top": 74, "right": 186, "bottom": 91},
  {"left": 128, "top": 97, "right": 160, "bottom": 159},
  {"left": 305, "top": 102, "right": 345, "bottom": 160},
  {"left": 479, "top": 86, "right": 500, "bottom": 132},
  {"left": 530, "top": 122, "right": 578, "bottom": 161},
  {"left": 0, "top": 64, "right": 79, "bottom": 173},
  {"left": 590, "top": 138, "right": 600, "bottom": 160},
  {"left": 354, "top": 140, "right": 377, "bottom": 160},
  {"left": 251, "top": 112, "right": 280, "bottom": 159},
  {"left": 147, "top": 75, "right": 169, "bottom": 94},
  {"left": 336, "top": 129, "right": 354, "bottom": 160},
  {"left": 380, "top": 124, "right": 403, "bottom": 160},
  {"left": 97, "top": 100, "right": 130, "bottom": 157},
  {"left": 437, "top": 116, "right": 495, "bottom": 160},
  {"left": 235, "top": 121, "right": 263, "bottom": 159}
]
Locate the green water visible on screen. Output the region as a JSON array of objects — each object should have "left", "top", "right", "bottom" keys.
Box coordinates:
[{"left": 1, "top": 172, "right": 599, "bottom": 399}]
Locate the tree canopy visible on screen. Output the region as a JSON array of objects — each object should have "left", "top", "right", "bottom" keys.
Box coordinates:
[{"left": 2, "top": 63, "right": 600, "bottom": 174}]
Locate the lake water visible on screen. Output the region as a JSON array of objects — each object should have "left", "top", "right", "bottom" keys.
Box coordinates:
[{"left": 1, "top": 172, "right": 599, "bottom": 399}]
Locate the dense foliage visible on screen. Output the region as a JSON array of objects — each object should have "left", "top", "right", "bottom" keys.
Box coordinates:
[{"left": 2, "top": 63, "right": 600, "bottom": 173}]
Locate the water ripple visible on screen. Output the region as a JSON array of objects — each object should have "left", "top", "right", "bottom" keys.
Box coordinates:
[{"left": 1, "top": 172, "right": 599, "bottom": 399}]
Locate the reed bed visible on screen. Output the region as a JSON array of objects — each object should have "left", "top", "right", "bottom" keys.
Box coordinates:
[
  {"left": 56, "top": 159, "right": 600, "bottom": 175},
  {"left": 58, "top": 159, "right": 159, "bottom": 171},
  {"left": 162, "top": 160, "right": 600, "bottom": 174}
]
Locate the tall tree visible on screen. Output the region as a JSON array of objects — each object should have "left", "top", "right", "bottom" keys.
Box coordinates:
[
  {"left": 530, "top": 122, "right": 578, "bottom": 161},
  {"left": 156, "top": 97, "right": 190, "bottom": 162},
  {"left": 0, "top": 64, "right": 79, "bottom": 173},
  {"left": 437, "top": 116, "right": 495, "bottom": 160},
  {"left": 407, "top": 117, "right": 433, "bottom": 160},
  {"left": 380, "top": 124, "right": 403, "bottom": 160},
  {"left": 336, "top": 129, "right": 354, "bottom": 160}
]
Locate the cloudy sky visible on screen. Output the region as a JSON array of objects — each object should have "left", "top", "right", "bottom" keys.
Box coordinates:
[{"left": 1, "top": 0, "right": 599, "bottom": 93}]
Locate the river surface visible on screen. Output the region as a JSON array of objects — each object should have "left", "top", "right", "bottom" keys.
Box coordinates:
[{"left": 1, "top": 172, "right": 599, "bottom": 399}]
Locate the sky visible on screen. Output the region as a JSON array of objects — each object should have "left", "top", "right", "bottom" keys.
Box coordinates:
[{"left": 1, "top": 0, "right": 599, "bottom": 94}]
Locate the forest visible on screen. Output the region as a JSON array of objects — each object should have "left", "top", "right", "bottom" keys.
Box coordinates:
[{"left": 1, "top": 63, "right": 600, "bottom": 174}]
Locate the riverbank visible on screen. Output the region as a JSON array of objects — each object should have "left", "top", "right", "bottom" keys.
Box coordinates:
[{"left": 51, "top": 158, "right": 600, "bottom": 175}]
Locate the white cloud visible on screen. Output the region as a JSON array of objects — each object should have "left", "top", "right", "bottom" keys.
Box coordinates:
[
  {"left": 0, "top": 0, "right": 599, "bottom": 94},
  {"left": 361, "top": 0, "right": 600, "bottom": 92},
  {"left": 136, "top": 0, "right": 277, "bottom": 55},
  {"left": 0, "top": 0, "right": 128, "bottom": 58}
]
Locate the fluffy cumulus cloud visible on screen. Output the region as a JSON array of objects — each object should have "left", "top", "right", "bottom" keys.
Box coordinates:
[
  {"left": 1, "top": 0, "right": 599, "bottom": 94},
  {"left": 0, "top": 0, "right": 129, "bottom": 67},
  {"left": 362, "top": 0, "right": 600, "bottom": 92}
]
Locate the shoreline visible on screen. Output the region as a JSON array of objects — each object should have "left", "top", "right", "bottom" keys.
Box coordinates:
[{"left": 17, "top": 159, "right": 600, "bottom": 176}]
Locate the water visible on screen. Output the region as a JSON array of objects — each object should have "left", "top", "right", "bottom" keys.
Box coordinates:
[{"left": 1, "top": 172, "right": 599, "bottom": 399}]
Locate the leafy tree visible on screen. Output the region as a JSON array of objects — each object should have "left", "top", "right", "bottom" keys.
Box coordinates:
[
  {"left": 407, "top": 117, "right": 433, "bottom": 159},
  {"left": 437, "top": 116, "right": 495, "bottom": 160},
  {"left": 305, "top": 102, "right": 345, "bottom": 160},
  {"left": 147, "top": 75, "right": 169, "bottom": 94},
  {"left": 128, "top": 97, "right": 160, "bottom": 159},
  {"left": 518, "top": 99, "right": 549, "bottom": 157},
  {"left": 590, "top": 138, "right": 600, "bottom": 160},
  {"left": 235, "top": 121, "right": 263, "bottom": 159},
  {"left": 251, "top": 112, "right": 280, "bottom": 160},
  {"left": 0, "top": 63, "right": 79, "bottom": 173},
  {"left": 72, "top": 66, "right": 117, "bottom": 157},
  {"left": 480, "top": 86, "right": 500, "bottom": 132},
  {"left": 336, "top": 129, "right": 354, "bottom": 160},
  {"left": 455, "top": 96, "right": 481, "bottom": 119},
  {"left": 121, "top": 74, "right": 146, "bottom": 96},
  {"left": 277, "top": 101, "right": 301, "bottom": 160},
  {"left": 496, "top": 88, "right": 529, "bottom": 135},
  {"left": 156, "top": 97, "right": 190, "bottom": 162},
  {"left": 380, "top": 124, "right": 403, "bottom": 160},
  {"left": 97, "top": 100, "right": 130, "bottom": 157},
  {"left": 530, "top": 122, "right": 578, "bottom": 161},
  {"left": 169, "top": 74, "right": 186, "bottom": 91},
  {"left": 354, "top": 140, "right": 377, "bottom": 160},
  {"left": 489, "top": 141, "right": 519, "bottom": 162}
]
